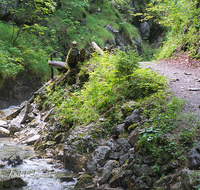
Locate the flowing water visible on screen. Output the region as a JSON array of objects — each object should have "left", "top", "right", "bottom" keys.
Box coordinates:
[{"left": 0, "top": 136, "right": 76, "bottom": 190}]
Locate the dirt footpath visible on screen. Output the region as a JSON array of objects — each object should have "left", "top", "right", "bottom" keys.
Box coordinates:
[{"left": 140, "top": 58, "right": 200, "bottom": 116}]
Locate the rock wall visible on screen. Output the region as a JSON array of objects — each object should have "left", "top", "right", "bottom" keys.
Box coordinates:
[{"left": 0, "top": 75, "right": 41, "bottom": 110}]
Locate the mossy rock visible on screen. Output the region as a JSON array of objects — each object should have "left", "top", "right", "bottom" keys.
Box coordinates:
[
  {"left": 128, "top": 123, "right": 138, "bottom": 132},
  {"left": 0, "top": 177, "right": 27, "bottom": 188},
  {"left": 77, "top": 67, "right": 89, "bottom": 84},
  {"left": 75, "top": 174, "right": 94, "bottom": 190},
  {"left": 121, "top": 101, "right": 138, "bottom": 117}
]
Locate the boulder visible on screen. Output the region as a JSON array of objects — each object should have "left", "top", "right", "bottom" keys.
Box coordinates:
[
  {"left": 109, "top": 169, "right": 133, "bottom": 188},
  {"left": 0, "top": 120, "right": 8, "bottom": 128},
  {"left": 0, "top": 0, "right": 19, "bottom": 18},
  {"left": 75, "top": 174, "right": 94, "bottom": 190},
  {"left": 0, "top": 177, "right": 27, "bottom": 188},
  {"left": 99, "top": 160, "right": 120, "bottom": 184},
  {"left": 153, "top": 173, "right": 180, "bottom": 189},
  {"left": 108, "top": 138, "right": 131, "bottom": 163},
  {"left": 86, "top": 146, "right": 111, "bottom": 174},
  {"left": 59, "top": 176, "right": 75, "bottom": 182},
  {"left": 180, "top": 169, "right": 200, "bottom": 190},
  {"left": 0, "top": 127, "right": 10, "bottom": 137},
  {"left": 8, "top": 102, "right": 33, "bottom": 134},
  {"left": 63, "top": 145, "right": 88, "bottom": 173},
  {"left": 188, "top": 143, "right": 200, "bottom": 169},
  {"left": 124, "top": 109, "right": 142, "bottom": 130},
  {"left": 111, "top": 124, "right": 125, "bottom": 136},
  {"left": 121, "top": 101, "right": 137, "bottom": 117},
  {"left": 127, "top": 127, "right": 140, "bottom": 147},
  {"left": 8, "top": 123, "right": 22, "bottom": 134},
  {"left": 26, "top": 135, "right": 40, "bottom": 145},
  {"left": 140, "top": 21, "right": 150, "bottom": 39},
  {"left": 43, "top": 108, "right": 55, "bottom": 122}
]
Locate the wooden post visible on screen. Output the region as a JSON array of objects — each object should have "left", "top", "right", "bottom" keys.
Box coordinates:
[{"left": 50, "top": 54, "right": 54, "bottom": 80}]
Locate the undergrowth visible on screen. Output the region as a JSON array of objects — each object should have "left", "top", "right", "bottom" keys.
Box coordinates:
[{"left": 42, "top": 48, "right": 200, "bottom": 172}]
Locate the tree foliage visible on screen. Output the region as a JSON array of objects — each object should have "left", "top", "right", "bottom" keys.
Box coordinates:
[{"left": 139, "top": 0, "right": 200, "bottom": 59}]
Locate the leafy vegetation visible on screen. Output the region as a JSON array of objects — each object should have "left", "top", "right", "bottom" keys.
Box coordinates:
[{"left": 143, "top": 0, "right": 200, "bottom": 59}]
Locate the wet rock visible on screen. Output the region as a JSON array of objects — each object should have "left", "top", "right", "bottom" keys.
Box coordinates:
[
  {"left": 26, "top": 134, "right": 40, "bottom": 145},
  {"left": 75, "top": 174, "right": 94, "bottom": 190},
  {"left": 188, "top": 142, "right": 200, "bottom": 169},
  {"left": 0, "top": 120, "right": 8, "bottom": 128},
  {"left": 0, "top": 160, "right": 5, "bottom": 168},
  {"left": 127, "top": 127, "right": 140, "bottom": 147},
  {"left": 111, "top": 124, "right": 124, "bottom": 136},
  {"left": 87, "top": 146, "right": 111, "bottom": 174},
  {"left": 0, "top": 127, "right": 10, "bottom": 137},
  {"left": 8, "top": 102, "right": 33, "bottom": 134},
  {"left": 124, "top": 109, "right": 142, "bottom": 130},
  {"left": 46, "top": 159, "right": 54, "bottom": 164},
  {"left": 59, "top": 176, "right": 75, "bottom": 182},
  {"left": 0, "top": 177, "right": 27, "bottom": 188},
  {"left": 99, "top": 160, "right": 120, "bottom": 184}
]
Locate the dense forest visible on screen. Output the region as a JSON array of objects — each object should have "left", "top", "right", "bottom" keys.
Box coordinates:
[
  {"left": 0, "top": 0, "right": 199, "bottom": 81},
  {"left": 0, "top": 0, "right": 200, "bottom": 189}
]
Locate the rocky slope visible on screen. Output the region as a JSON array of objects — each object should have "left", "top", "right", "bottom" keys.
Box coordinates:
[{"left": 1, "top": 59, "right": 200, "bottom": 189}]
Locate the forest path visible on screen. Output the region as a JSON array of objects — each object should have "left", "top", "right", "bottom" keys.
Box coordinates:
[{"left": 140, "top": 58, "right": 200, "bottom": 116}]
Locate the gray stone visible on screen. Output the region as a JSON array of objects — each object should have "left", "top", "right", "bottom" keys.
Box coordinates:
[
  {"left": 180, "top": 169, "right": 200, "bottom": 190},
  {"left": 153, "top": 173, "right": 180, "bottom": 189},
  {"left": 109, "top": 169, "right": 133, "bottom": 188},
  {"left": 99, "top": 160, "right": 120, "bottom": 184},
  {"left": 0, "top": 127, "right": 10, "bottom": 137},
  {"left": 127, "top": 127, "right": 140, "bottom": 147},
  {"left": 124, "top": 109, "right": 141, "bottom": 130},
  {"left": 87, "top": 146, "right": 111, "bottom": 174},
  {"left": 0, "top": 120, "right": 8, "bottom": 128},
  {"left": 111, "top": 123, "right": 124, "bottom": 136},
  {"left": 188, "top": 143, "right": 200, "bottom": 169},
  {"left": 26, "top": 135, "right": 40, "bottom": 145},
  {"left": 8, "top": 123, "right": 22, "bottom": 134},
  {"left": 119, "top": 154, "right": 128, "bottom": 166},
  {"left": 140, "top": 21, "right": 150, "bottom": 39},
  {"left": 109, "top": 138, "right": 131, "bottom": 161},
  {"left": 43, "top": 108, "right": 55, "bottom": 122}
]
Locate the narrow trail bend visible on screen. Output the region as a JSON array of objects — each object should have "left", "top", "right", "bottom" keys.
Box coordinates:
[{"left": 140, "top": 59, "right": 200, "bottom": 116}]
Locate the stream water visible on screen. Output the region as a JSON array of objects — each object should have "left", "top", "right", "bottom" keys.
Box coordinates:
[{"left": 0, "top": 135, "right": 76, "bottom": 190}]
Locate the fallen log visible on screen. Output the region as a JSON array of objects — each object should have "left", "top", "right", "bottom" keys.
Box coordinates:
[
  {"left": 48, "top": 60, "right": 67, "bottom": 68},
  {"left": 91, "top": 41, "right": 105, "bottom": 56}
]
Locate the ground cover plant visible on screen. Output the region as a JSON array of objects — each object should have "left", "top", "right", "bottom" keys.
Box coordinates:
[{"left": 40, "top": 49, "right": 200, "bottom": 173}]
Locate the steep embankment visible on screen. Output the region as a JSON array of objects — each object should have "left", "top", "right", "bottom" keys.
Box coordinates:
[{"left": 1, "top": 50, "right": 200, "bottom": 189}]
